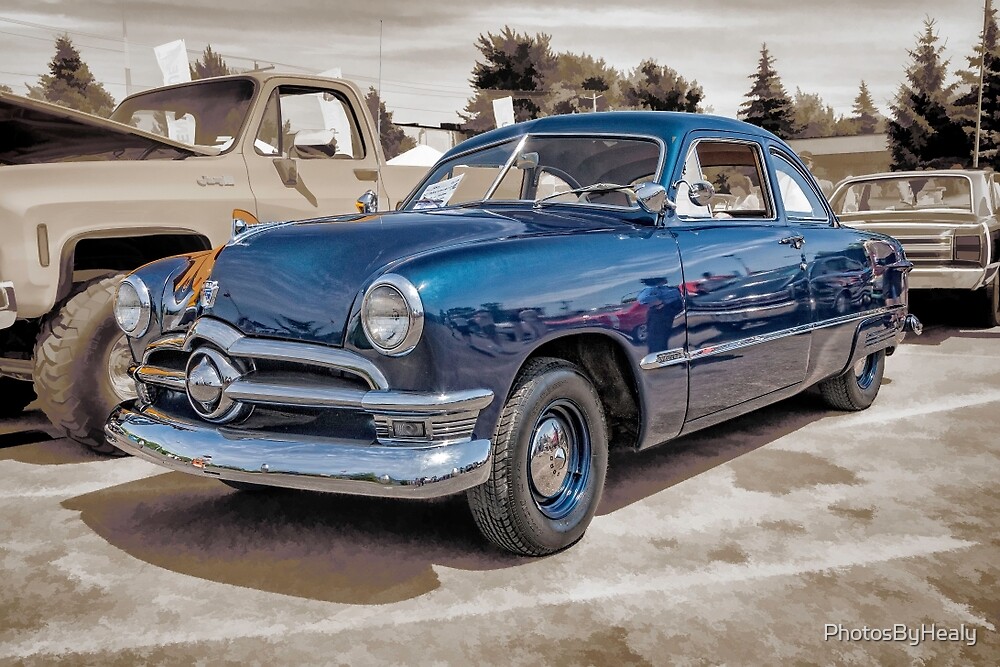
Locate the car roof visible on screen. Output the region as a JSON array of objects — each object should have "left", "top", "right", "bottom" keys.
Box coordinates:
[{"left": 441, "top": 111, "right": 783, "bottom": 159}]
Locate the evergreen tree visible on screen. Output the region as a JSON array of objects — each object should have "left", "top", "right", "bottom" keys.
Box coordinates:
[
  {"left": 26, "top": 34, "right": 115, "bottom": 117},
  {"left": 791, "top": 89, "right": 839, "bottom": 138},
  {"left": 365, "top": 87, "right": 416, "bottom": 160},
  {"left": 460, "top": 27, "right": 557, "bottom": 133},
  {"left": 622, "top": 59, "right": 703, "bottom": 112},
  {"left": 955, "top": 1, "right": 1000, "bottom": 168},
  {"left": 887, "top": 19, "right": 971, "bottom": 170},
  {"left": 851, "top": 80, "right": 884, "bottom": 134},
  {"left": 738, "top": 44, "right": 796, "bottom": 138},
  {"left": 190, "top": 45, "right": 232, "bottom": 80}
]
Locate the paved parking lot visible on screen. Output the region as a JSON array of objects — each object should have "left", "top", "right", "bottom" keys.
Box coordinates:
[{"left": 1, "top": 298, "right": 997, "bottom": 665}]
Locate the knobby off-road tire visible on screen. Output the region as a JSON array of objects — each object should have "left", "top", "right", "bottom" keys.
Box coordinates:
[
  {"left": 468, "top": 357, "right": 608, "bottom": 556},
  {"left": 984, "top": 273, "right": 1000, "bottom": 328},
  {"left": 34, "top": 274, "right": 136, "bottom": 455},
  {"left": 0, "top": 376, "right": 36, "bottom": 417},
  {"left": 818, "top": 348, "right": 886, "bottom": 411}
]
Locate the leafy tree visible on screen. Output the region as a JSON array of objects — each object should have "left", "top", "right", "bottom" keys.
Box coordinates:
[
  {"left": 851, "top": 80, "right": 884, "bottom": 134},
  {"left": 622, "top": 59, "right": 703, "bottom": 112},
  {"left": 364, "top": 87, "right": 416, "bottom": 160},
  {"left": 955, "top": 1, "right": 1000, "bottom": 168},
  {"left": 738, "top": 44, "right": 796, "bottom": 138},
  {"left": 189, "top": 44, "right": 232, "bottom": 80},
  {"left": 791, "top": 89, "right": 838, "bottom": 138},
  {"left": 461, "top": 27, "right": 557, "bottom": 133},
  {"left": 0, "top": 84, "right": 11, "bottom": 94},
  {"left": 548, "top": 52, "right": 623, "bottom": 114},
  {"left": 887, "top": 18, "right": 972, "bottom": 169},
  {"left": 26, "top": 34, "right": 115, "bottom": 117}
]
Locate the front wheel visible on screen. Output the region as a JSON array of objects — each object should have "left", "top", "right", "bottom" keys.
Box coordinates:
[
  {"left": 818, "top": 349, "right": 885, "bottom": 411},
  {"left": 34, "top": 274, "right": 136, "bottom": 455},
  {"left": 468, "top": 357, "right": 608, "bottom": 556}
]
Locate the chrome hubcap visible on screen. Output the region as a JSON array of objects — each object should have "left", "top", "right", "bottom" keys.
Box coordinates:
[
  {"left": 854, "top": 353, "right": 877, "bottom": 390},
  {"left": 107, "top": 334, "right": 137, "bottom": 401},
  {"left": 529, "top": 417, "right": 571, "bottom": 497}
]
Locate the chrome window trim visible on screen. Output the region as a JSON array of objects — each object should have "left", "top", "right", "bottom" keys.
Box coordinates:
[
  {"left": 673, "top": 136, "right": 778, "bottom": 223},
  {"left": 639, "top": 305, "right": 901, "bottom": 370},
  {"left": 769, "top": 148, "right": 832, "bottom": 222}
]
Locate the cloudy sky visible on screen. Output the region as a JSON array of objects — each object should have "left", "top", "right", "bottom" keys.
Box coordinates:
[{"left": 0, "top": 0, "right": 987, "bottom": 126}]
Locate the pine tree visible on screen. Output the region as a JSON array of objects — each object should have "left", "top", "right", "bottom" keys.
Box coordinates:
[
  {"left": 955, "top": 1, "right": 1000, "bottom": 168},
  {"left": 738, "top": 44, "right": 796, "bottom": 138},
  {"left": 791, "top": 89, "right": 839, "bottom": 138},
  {"left": 887, "top": 19, "right": 972, "bottom": 170},
  {"left": 851, "top": 80, "right": 883, "bottom": 134},
  {"left": 365, "top": 87, "right": 416, "bottom": 160},
  {"left": 26, "top": 34, "right": 115, "bottom": 117},
  {"left": 190, "top": 45, "right": 232, "bottom": 80},
  {"left": 460, "top": 27, "right": 557, "bottom": 134}
]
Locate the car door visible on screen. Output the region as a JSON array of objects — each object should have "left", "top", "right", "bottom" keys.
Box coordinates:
[
  {"left": 243, "top": 82, "right": 381, "bottom": 222},
  {"left": 671, "top": 136, "right": 812, "bottom": 421}
]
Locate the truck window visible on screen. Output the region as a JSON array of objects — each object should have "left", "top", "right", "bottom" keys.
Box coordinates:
[{"left": 254, "top": 86, "right": 366, "bottom": 160}]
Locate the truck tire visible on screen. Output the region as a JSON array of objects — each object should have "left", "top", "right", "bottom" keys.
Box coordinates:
[
  {"left": 34, "top": 274, "right": 136, "bottom": 455},
  {"left": 0, "top": 377, "right": 36, "bottom": 417}
]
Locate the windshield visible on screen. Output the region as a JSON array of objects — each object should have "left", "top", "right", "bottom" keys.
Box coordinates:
[
  {"left": 403, "top": 134, "right": 662, "bottom": 210},
  {"left": 830, "top": 175, "right": 973, "bottom": 215},
  {"left": 111, "top": 79, "right": 256, "bottom": 152}
]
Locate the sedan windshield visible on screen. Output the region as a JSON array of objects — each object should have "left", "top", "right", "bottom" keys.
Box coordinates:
[
  {"left": 403, "top": 134, "right": 662, "bottom": 210},
  {"left": 111, "top": 79, "right": 256, "bottom": 152},
  {"left": 830, "top": 175, "right": 973, "bottom": 215}
]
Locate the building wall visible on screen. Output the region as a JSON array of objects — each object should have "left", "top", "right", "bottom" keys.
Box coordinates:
[{"left": 787, "top": 133, "right": 891, "bottom": 187}]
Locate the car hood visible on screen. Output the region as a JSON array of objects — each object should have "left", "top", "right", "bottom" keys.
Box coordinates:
[
  {"left": 0, "top": 91, "right": 214, "bottom": 164},
  {"left": 202, "top": 206, "right": 629, "bottom": 347}
]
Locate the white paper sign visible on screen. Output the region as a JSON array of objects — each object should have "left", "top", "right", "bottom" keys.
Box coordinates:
[
  {"left": 414, "top": 174, "right": 464, "bottom": 209},
  {"left": 166, "top": 113, "right": 196, "bottom": 144},
  {"left": 154, "top": 39, "right": 191, "bottom": 85},
  {"left": 492, "top": 96, "right": 515, "bottom": 128}
]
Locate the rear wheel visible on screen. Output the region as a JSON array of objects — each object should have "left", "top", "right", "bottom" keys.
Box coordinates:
[
  {"left": 0, "top": 376, "right": 36, "bottom": 417},
  {"left": 818, "top": 349, "right": 885, "bottom": 411},
  {"left": 34, "top": 274, "right": 136, "bottom": 455},
  {"left": 984, "top": 273, "right": 1000, "bottom": 328},
  {"left": 468, "top": 357, "right": 608, "bottom": 556}
]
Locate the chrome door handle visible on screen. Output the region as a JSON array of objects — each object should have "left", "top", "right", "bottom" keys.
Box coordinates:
[{"left": 779, "top": 235, "right": 805, "bottom": 249}]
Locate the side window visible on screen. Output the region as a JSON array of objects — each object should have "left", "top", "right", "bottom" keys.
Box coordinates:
[
  {"left": 772, "top": 152, "right": 828, "bottom": 220},
  {"left": 677, "top": 140, "right": 772, "bottom": 219},
  {"left": 254, "top": 86, "right": 365, "bottom": 160}
]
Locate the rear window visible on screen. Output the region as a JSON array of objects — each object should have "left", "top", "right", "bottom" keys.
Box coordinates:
[{"left": 830, "top": 175, "right": 973, "bottom": 214}]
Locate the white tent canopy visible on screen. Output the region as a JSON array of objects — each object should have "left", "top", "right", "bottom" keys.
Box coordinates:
[{"left": 386, "top": 144, "right": 444, "bottom": 166}]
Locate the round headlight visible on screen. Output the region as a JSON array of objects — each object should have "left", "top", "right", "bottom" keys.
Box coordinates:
[
  {"left": 361, "top": 274, "right": 424, "bottom": 356},
  {"left": 114, "top": 275, "right": 151, "bottom": 337}
]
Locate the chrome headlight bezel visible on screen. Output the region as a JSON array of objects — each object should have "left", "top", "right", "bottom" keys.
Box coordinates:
[
  {"left": 361, "top": 273, "right": 424, "bottom": 356},
  {"left": 114, "top": 274, "right": 152, "bottom": 337}
]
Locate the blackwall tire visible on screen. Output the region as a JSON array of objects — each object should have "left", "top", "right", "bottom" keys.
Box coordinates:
[
  {"left": 467, "top": 357, "right": 608, "bottom": 556},
  {"left": 818, "top": 348, "right": 886, "bottom": 411},
  {"left": 984, "top": 273, "right": 1000, "bottom": 328},
  {"left": 34, "top": 274, "right": 136, "bottom": 455},
  {"left": 0, "top": 376, "right": 37, "bottom": 417}
]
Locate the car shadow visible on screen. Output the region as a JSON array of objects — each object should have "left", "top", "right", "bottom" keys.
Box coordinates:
[
  {"left": 905, "top": 292, "right": 1000, "bottom": 345},
  {"left": 60, "top": 391, "right": 835, "bottom": 606},
  {"left": 0, "top": 408, "right": 108, "bottom": 464}
]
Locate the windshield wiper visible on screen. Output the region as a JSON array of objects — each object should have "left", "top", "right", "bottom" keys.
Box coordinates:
[{"left": 533, "top": 182, "right": 635, "bottom": 207}]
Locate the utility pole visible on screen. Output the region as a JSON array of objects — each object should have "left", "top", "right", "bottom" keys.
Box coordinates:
[
  {"left": 974, "top": 0, "right": 990, "bottom": 168},
  {"left": 587, "top": 92, "right": 603, "bottom": 112},
  {"left": 121, "top": 0, "right": 132, "bottom": 95}
]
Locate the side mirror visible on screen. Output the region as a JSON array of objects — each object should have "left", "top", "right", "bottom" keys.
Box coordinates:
[
  {"left": 356, "top": 190, "right": 378, "bottom": 214},
  {"left": 634, "top": 182, "right": 667, "bottom": 214},
  {"left": 273, "top": 157, "right": 297, "bottom": 186},
  {"left": 687, "top": 180, "right": 715, "bottom": 207}
]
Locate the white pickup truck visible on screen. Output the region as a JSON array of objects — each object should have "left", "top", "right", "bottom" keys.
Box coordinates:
[{"left": 0, "top": 72, "right": 426, "bottom": 452}]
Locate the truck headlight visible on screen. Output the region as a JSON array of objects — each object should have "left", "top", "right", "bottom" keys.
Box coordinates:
[
  {"left": 361, "top": 274, "right": 423, "bottom": 356},
  {"left": 114, "top": 275, "right": 152, "bottom": 336}
]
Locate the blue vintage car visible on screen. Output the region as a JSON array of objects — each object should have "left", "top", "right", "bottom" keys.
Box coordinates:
[{"left": 105, "top": 112, "right": 921, "bottom": 555}]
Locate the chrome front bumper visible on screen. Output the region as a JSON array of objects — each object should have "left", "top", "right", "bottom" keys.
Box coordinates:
[
  {"left": 908, "top": 264, "right": 998, "bottom": 290},
  {"left": 0, "top": 281, "right": 16, "bottom": 330},
  {"left": 106, "top": 403, "right": 493, "bottom": 499}
]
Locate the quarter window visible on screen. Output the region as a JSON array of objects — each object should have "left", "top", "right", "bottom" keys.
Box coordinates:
[{"left": 772, "top": 152, "right": 828, "bottom": 219}]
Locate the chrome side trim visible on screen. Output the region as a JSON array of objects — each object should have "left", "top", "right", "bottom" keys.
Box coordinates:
[
  {"left": 106, "top": 404, "right": 492, "bottom": 500},
  {"left": 640, "top": 306, "right": 899, "bottom": 370}
]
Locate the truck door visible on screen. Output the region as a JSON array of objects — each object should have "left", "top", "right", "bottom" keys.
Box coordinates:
[
  {"left": 672, "top": 137, "right": 812, "bottom": 421},
  {"left": 244, "top": 84, "right": 382, "bottom": 223}
]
